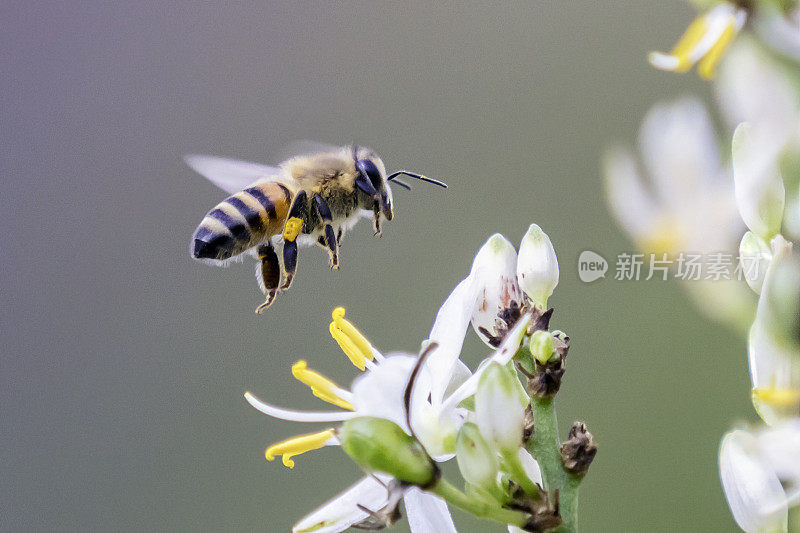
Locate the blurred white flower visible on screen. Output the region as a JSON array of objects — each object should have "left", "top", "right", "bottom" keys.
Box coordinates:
[
  {"left": 753, "top": 6, "right": 800, "bottom": 63},
  {"left": 649, "top": 2, "right": 747, "bottom": 79},
  {"left": 720, "top": 422, "right": 800, "bottom": 533},
  {"left": 603, "top": 98, "right": 752, "bottom": 327}
]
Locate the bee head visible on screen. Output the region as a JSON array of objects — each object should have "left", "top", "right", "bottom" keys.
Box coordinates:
[{"left": 354, "top": 147, "right": 394, "bottom": 221}]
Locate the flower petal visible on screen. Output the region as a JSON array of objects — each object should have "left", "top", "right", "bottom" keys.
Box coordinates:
[
  {"left": 351, "top": 354, "right": 417, "bottom": 431},
  {"left": 719, "top": 430, "right": 788, "bottom": 533},
  {"left": 426, "top": 274, "right": 480, "bottom": 405},
  {"left": 293, "top": 474, "right": 392, "bottom": 533},
  {"left": 404, "top": 488, "right": 457, "bottom": 533},
  {"left": 244, "top": 392, "right": 356, "bottom": 422}
]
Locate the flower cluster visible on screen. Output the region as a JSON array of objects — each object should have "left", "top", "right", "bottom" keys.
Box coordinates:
[
  {"left": 608, "top": 3, "right": 800, "bottom": 529},
  {"left": 245, "top": 224, "right": 596, "bottom": 532}
]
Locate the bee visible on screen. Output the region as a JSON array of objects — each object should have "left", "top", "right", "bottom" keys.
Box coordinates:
[{"left": 187, "top": 142, "right": 447, "bottom": 313}]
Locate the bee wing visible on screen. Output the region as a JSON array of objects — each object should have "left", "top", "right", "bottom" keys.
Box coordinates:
[
  {"left": 184, "top": 154, "right": 285, "bottom": 194},
  {"left": 275, "top": 140, "right": 344, "bottom": 161}
]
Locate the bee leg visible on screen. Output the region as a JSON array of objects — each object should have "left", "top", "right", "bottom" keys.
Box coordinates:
[
  {"left": 255, "top": 244, "right": 280, "bottom": 314},
  {"left": 313, "top": 195, "right": 339, "bottom": 270},
  {"left": 354, "top": 174, "right": 382, "bottom": 237},
  {"left": 280, "top": 191, "right": 307, "bottom": 291}
]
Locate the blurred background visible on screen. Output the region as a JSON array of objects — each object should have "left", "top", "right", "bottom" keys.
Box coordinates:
[{"left": 2, "top": 1, "right": 756, "bottom": 531}]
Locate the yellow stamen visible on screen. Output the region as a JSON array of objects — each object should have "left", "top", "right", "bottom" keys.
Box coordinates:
[
  {"left": 282, "top": 217, "right": 304, "bottom": 242},
  {"left": 637, "top": 215, "right": 685, "bottom": 259},
  {"left": 697, "top": 16, "right": 737, "bottom": 80},
  {"left": 329, "top": 307, "right": 374, "bottom": 371},
  {"left": 265, "top": 429, "right": 336, "bottom": 469},
  {"left": 752, "top": 387, "right": 800, "bottom": 407},
  {"left": 669, "top": 11, "right": 710, "bottom": 72},
  {"left": 291, "top": 360, "right": 354, "bottom": 410}
]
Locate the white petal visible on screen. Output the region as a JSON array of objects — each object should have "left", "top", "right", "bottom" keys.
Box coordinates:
[
  {"left": 441, "top": 314, "right": 531, "bottom": 413},
  {"left": 647, "top": 51, "right": 680, "bottom": 71},
  {"left": 404, "top": 488, "right": 457, "bottom": 533},
  {"left": 470, "top": 234, "right": 525, "bottom": 347},
  {"left": 426, "top": 274, "right": 480, "bottom": 405},
  {"left": 732, "top": 122, "right": 786, "bottom": 239},
  {"left": 757, "top": 421, "right": 800, "bottom": 484},
  {"left": 351, "top": 354, "right": 417, "bottom": 431},
  {"left": 719, "top": 430, "right": 788, "bottom": 533},
  {"left": 293, "top": 474, "right": 392, "bottom": 533},
  {"left": 602, "top": 146, "right": 660, "bottom": 241},
  {"left": 244, "top": 392, "right": 356, "bottom": 422},
  {"left": 716, "top": 38, "right": 800, "bottom": 134},
  {"left": 685, "top": 4, "right": 740, "bottom": 63},
  {"left": 639, "top": 98, "right": 721, "bottom": 205},
  {"left": 518, "top": 448, "right": 543, "bottom": 486}
]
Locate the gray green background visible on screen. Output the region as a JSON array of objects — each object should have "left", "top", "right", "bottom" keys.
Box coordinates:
[{"left": 2, "top": 1, "right": 755, "bottom": 531}]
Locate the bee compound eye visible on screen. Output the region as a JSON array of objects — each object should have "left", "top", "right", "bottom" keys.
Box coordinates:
[{"left": 357, "top": 159, "right": 382, "bottom": 187}]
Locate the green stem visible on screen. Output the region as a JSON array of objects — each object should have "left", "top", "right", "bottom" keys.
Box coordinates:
[
  {"left": 429, "top": 478, "right": 530, "bottom": 528},
  {"left": 528, "top": 397, "right": 582, "bottom": 533}
]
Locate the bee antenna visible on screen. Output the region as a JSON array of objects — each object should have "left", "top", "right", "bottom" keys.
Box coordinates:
[{"left": 387, "top": 171, "right": 447, "bottom": 189}]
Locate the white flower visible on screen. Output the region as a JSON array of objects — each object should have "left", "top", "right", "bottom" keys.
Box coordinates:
[
  {"left": 649, "top": 2, "right": 747, "bottom": 79},
  {"left": 245, "top": 307, "right": 458, "bottom": 533},
  {"left": 470, "top": 226, "right": 559, "bottom": 348},
  {"left": 604, "top": 98, "right": 753, "bottom": 327},
  {"left": 732, "top": 123, "right": 786, "bottom": 240},
  {"left": 719, "top": 422, "right": 800, "bottom": 533}
]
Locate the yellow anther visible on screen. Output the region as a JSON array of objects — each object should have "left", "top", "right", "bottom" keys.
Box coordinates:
[
  {"left": 329, "top": 307, "right": 374, "bottom": 371},
  {"left": 265, "top": 429, "right": 336, "bottom": 469},
  {"left": 291, "top": 360, "right": 354, "bottom": 410},
  {"left": 697, "top": 17, "right": 736, "bottom": 80},
  {"left": 282, "top": 217, "right": 304, "bottom": 242},
  {"left": 670, "top": 11, "right": 709, "bottom": 73},
  {"left": 752, "top": 387, "right": 800, "bottom": 407}
]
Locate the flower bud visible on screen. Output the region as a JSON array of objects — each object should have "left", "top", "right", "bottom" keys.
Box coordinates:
[
  {"left": 529, "top": 331, "right": 556, "bottom": 365},
  {"left": 732, "top": 122, "right": 786, "bottom": 239},
  {"left": 470, "top": 233, "right": 525, "bottom": 347},
  {"left": 739, "top": 231, "right": 772, "bottom": 294},
  {"left": 339, "top": 417, "right": 437, "bottom": 487},
  {"left": 455, "top": 422, "right": 500, "bottom": 492},
  {"left": 516, "top": 224, "right": 559, "bottom": 308},
  {"left": 475, "top": 363, "right": 526, "bottom": 454},
  {"left": 759, "top": 251, "right": 800, "bottom": 350}
]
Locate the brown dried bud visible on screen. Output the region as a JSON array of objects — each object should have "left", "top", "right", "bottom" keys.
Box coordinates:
[
  {"left": 514, "top": 487, "right": 561, "bottom": 533},
  {"left": 522, "top": 404, "right": 535, "bottom": 442},
  {"left": 528, "top": 360, "right": 565, "bottom": 398},
  {"left": 560, "top": 421, "right": 597, "bottom": 476}
]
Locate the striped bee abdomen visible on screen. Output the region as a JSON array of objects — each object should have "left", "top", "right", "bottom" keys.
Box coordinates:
[{"left": 191, "top": 182, "right": 292, "bottom": 262}]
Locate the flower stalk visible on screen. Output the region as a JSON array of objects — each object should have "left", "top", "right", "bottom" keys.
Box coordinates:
[{"left": 428, "top": 478, "right": 532, "bottom": 529}]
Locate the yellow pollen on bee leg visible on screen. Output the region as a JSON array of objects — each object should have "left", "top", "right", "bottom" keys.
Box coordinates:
[
  {"left": 264, "top": 429, "right": 336, "bottom": 469},
  {"left": 291, "top": 360, "right": 354, "bottom": 410},
  {"left": 752, "top": 387, "right": 800, "bottom": 407},
  {"left": 697, "top": 17, "right": 737, "bottom": 80},
  {"left": 329, "top": 307, "right": 375, "bottom": 371},
  {"left": 282, "top": 217, "right": 304, "bottom": 242}
]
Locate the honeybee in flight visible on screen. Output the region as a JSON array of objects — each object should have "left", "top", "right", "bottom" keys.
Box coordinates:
[{"left": 187, "top": 142, "right": 447, "bottom": 313}]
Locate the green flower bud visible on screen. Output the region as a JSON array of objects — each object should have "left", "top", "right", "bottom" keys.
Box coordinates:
[
  {"left": 476, "top": 363, "right": 526, "bottom": 454},
  {"left": 456, "top": 422, "right": 500, "bottom": 492},
  {"left": 339, "top": 417, "right": 437, "bottom": 487},
  {"left": 530, "top": 330, "right": 556, "bottom": 365}
]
